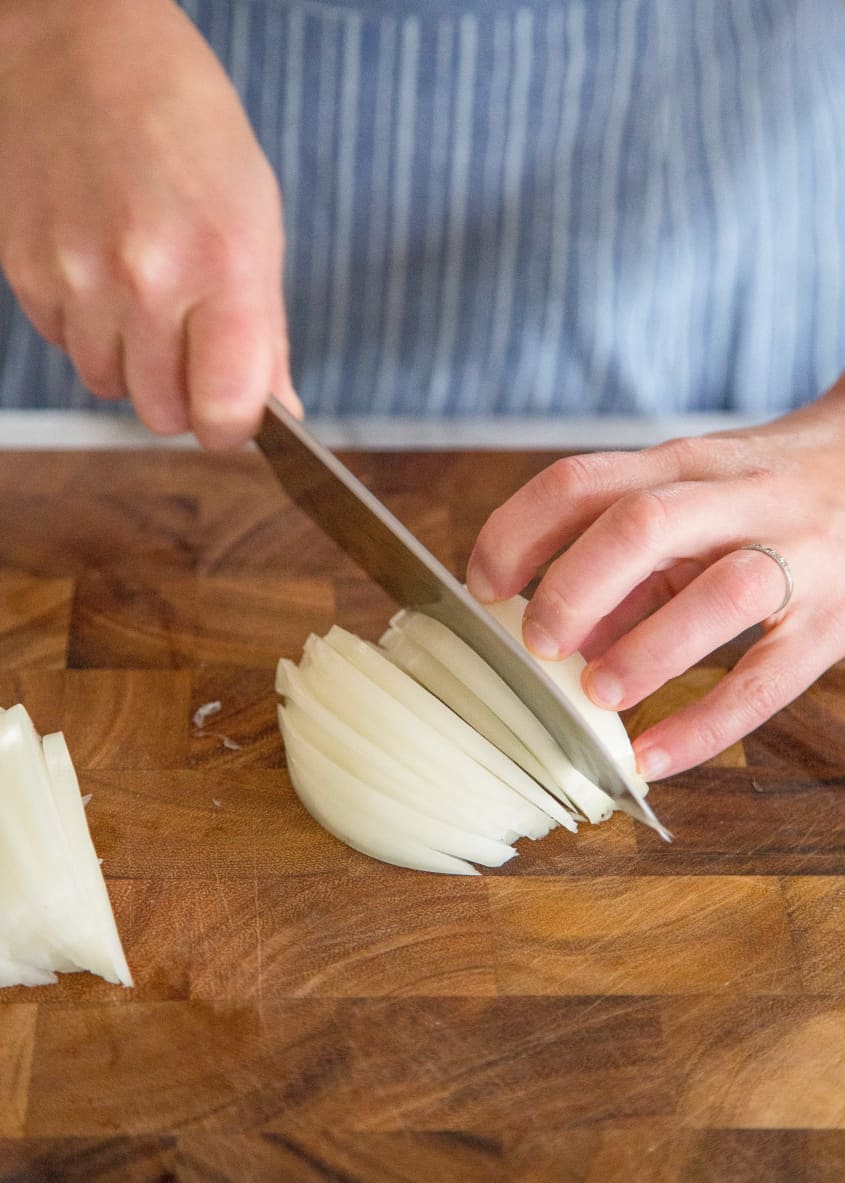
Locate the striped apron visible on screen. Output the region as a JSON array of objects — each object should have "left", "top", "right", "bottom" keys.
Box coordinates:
[{"left": 2, "top": 0, "right": 844, "bottom": 419}]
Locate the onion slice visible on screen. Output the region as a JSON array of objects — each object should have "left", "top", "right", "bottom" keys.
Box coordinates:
[
  {"left": 277, "top": 660, "right": 516, "bottom": 841},
  {"left": 0, "top": 705, "right": 132, "bottom": 989}
]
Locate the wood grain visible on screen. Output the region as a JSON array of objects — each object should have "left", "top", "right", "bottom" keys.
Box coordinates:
[{"left": 0, "top": 447, "right": 844, "bottom": 1182}]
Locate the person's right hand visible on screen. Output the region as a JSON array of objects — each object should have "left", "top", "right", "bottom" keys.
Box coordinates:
[{"left": 0, "top": 0, "right": 300, "bottom": 448}]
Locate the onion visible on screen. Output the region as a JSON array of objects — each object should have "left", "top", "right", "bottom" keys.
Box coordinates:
[
  {"left": 0, "top": 704, "right": 132, "bottom": 989},
  {"left": 276, "top": 594, "right": 651, "bottom": 874}
]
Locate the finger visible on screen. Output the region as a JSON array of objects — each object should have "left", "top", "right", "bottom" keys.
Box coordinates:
[
  {"left": 61, "top": 315, "right": 127, "bottom": 402},
  {"left": 466, "top": 450, "right": 686, "bottom": 603},
  {"left": 631, "top": 615, "right": 833, "bottom": 778},
  {"left": 121, "top": 311, "right": 190, "bottom": 436},
  {"left": 464, "top": 441, "right": 731, "bottom": 603},
  {"left": 582, "top": 545, "right": 800, "bottom": 710},
  {"left": 521, "top": 478, "right": 778, "bottom": 658},
  {"left": 578, "top": 559, "right": 704, "bottom": 661},
  {"left": 185, "top": 295, "right": 275, "bottom": 449},
  {"left": 14, "top": 290, "right": 66, "bottom": 351}
]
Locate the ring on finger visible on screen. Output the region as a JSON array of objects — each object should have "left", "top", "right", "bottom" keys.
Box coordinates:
[{"left": 740, "top": 543, "right": 794, "bottom": 613}]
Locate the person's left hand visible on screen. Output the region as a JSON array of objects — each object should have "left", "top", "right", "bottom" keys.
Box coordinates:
[{"left": 466, "top": 378, "right": 845, "bottom": 780}]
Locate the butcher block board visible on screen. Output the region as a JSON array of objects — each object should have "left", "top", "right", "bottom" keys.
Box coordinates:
[{"left": 0, "top": 447, "right": 844, "bottom": 1183}]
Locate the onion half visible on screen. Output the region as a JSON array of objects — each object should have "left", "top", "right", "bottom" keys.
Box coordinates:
[
  {"left": 0, "top": 704, "right": 132, "bottom": 989},
  {"left": 277, "top": 594, "right": 651, "bottom": 874}
]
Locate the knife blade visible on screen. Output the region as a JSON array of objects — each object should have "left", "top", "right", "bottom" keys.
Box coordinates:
[{"left": 256, "top": 396, "right": 670, "bottom": 839}]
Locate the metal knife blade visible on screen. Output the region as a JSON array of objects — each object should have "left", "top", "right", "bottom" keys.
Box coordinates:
[{"left": 256, "top": 396, "right": 670, "bottom": 839}]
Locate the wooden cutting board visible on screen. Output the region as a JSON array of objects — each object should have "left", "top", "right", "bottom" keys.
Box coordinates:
[{"left": 0, "top": 447, "right": 843, "bottom": 1183}]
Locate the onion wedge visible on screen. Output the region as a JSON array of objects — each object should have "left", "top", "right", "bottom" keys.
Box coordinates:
[
  {"left": 322, "top": 626, "right": 575, "bottom": 831},
  {"left": 0, "top": 705, "right": 132, "bottom": 989}
]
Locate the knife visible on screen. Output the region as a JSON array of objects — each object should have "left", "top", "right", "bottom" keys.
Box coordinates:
[{"left": 256, "top": 396, "right": 670, "bottom": 839}]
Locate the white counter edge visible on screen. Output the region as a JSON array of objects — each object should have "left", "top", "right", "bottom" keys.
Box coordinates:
[{"left": 0, "top": 410, "right": 765, "bottom": 451}]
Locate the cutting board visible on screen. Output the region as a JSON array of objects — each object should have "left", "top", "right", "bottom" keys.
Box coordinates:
[{"left": 0, "top": 446, "right": 844, "bottom": 1183}]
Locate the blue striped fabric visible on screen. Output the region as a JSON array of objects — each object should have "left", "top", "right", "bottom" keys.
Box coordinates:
[{"left": 1, "top": 0, "right": 844, "bottom": 419}]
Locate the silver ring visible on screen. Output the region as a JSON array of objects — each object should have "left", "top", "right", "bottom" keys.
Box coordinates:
[{"left": 741, "top": 543, "right": 794, "bottom": 613}]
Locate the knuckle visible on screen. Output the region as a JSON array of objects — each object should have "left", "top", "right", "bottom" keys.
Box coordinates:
[
  {"left": 734, "top": 668, "right": 785, "bottom": 725},
  {"left": 652, "top": 434, "right": 712, "bottom": 476},
  {"left": 653, "top": 432, "right": 772, "bottom": 483},
  {"left": 59, "top": 247, "right": 100, "bottom": 297},
  {"left": 532, "top": 576, "right": 579, "bottom": 622},
  {"left": 719, "top": 556, "right": 776, "bottom": 621},
  {"left": 109, "top": 226, "right": 186, "bottom": 306},
  {"left": 687, "top": 712, "right": 736, "bottom": 760},
  {"left": 530, "top": 454, "right": 604, "bottom": 507},
  {"left": 110, "top": 222, "right": 257, "bottom": 308},
  {"left": 611, "top": 488, "right": 673, "bottom": 552},
  {"left": 192, "top": 225, "right": 248, "bottom": 281}
]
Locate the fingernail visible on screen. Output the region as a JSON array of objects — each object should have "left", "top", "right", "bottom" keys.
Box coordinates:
[
  {"left": 522, "top": 617, "right": 561, "bottom": 658},
  {"left": 466, "top": 560, "right": 497, "bottom": 604},
  {"left": 586, "top": 665, "right": 624, "bottom": 708},
  {"left": 635, "top": 745, "right": 671, "bottom": 780}
]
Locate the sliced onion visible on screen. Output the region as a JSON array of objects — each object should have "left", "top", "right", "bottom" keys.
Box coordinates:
[
  {"left": 382, "top": 605, "right": 616, "bottom": 822},
  {"left": 296, "top": 633, "right": 556, "bottom": 840},
  {"left": 277, "top": 660, "right": 514, "bottom": 841},
  {"left": 277, "top": 594, "right": 651, "bottom": 875},
  {"left": 0, "top": 705, "right": 132, "bottom": 989},
  {"left": 323, "top": 625, "right": 575, "bottom": 831},
  {"left": 281, "top": 706, "right": 516, "bottom": 871}
]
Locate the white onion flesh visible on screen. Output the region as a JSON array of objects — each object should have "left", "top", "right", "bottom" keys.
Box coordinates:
[
  {"left": 323, "top": 626, "right": 575, "bottom": 831},
  {"left": 382, "top": 605, "right": 617, "bottom": 822},
  {"left": 282, "top": 708, "right": 515, "bottom": 871},
  {"left": 297, "top": 633, "right": 554, "bottom": 839},
  {"left": 485, "top": 595, "right": 651, "bottom": 798},
  {"left": 277, "top": 594, "right": 651, "bottom": 875},
  {"left": 277, "top": 661, "right": 514, "bottom": 841},
  {"left": 0, "top": 705, "right": 132, "bottom": 989}
]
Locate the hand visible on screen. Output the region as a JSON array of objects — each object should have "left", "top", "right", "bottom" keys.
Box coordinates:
[
  {"left": 467, "top": 380, "right": 845, "bottom": 778},
  {"left": 0, "top": 0, "right": 301, "bottom": 448}
]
